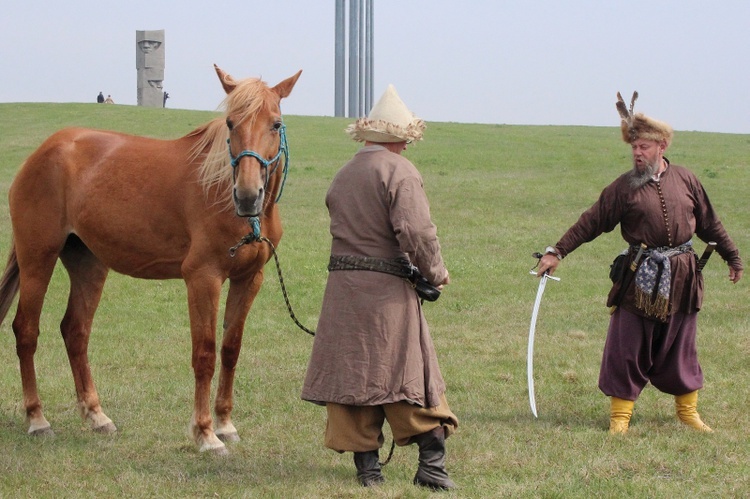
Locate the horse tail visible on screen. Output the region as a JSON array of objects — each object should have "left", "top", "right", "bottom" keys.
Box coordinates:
[{"left": 0, "top": 240, "right": 20, "bottom": 327}]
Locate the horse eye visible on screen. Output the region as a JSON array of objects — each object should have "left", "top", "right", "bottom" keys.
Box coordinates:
[
  {"left": 272, "top": 122, "right": 282, "bottom": 131},
  {"left": 226, "top": 118, "right": 234, "bottom": 131}
]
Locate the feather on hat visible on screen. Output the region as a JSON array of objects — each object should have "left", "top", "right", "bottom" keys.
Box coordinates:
[
  {"left": 616, "top": 91, "right": 673, "bottom": 146},
  {"left": 346, "top": 84, "right": 425, "bottom": 143}
]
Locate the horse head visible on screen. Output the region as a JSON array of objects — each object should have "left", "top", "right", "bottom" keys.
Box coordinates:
[{"left": 214, "top": 65, "right": 302, "bottom": 217}]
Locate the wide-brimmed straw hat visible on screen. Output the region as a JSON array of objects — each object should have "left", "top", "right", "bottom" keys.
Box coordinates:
[
  {"left": 616, "top": 91, "right": 673, "bottom": 146},
  {"left": 346, "top": 84, "right": 425, "bottom": 143}
]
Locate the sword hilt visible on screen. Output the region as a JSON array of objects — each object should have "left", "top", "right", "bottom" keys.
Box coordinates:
[
  {"left": 697, "top": 241, "right": 717, "bottom": 273},
  {"left": 609, "top": 242, "right": 647, "bottom": 315}
]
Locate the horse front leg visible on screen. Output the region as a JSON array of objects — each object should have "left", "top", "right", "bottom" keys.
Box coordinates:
[
  {"left": 185, "top": 273, "right": 226, "bottom": 454},
  {"left": 214, "top": 273, "right": 263, "bottom": 443}
]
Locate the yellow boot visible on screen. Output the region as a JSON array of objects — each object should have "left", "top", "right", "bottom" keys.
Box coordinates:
[
  {"left": 675, "top": 391, "right": 713, "bottom": 432},
  {"left": 609, "top": 397, "right": 635, "bottom": 434}
]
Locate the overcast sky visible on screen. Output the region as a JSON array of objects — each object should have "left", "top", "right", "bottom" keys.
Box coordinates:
[{"left": 1, "top": 1, "right": 748, "bottom": 134}]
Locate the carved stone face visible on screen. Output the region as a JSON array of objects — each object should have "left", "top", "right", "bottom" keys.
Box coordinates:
[{"left": 138, "top": 40, "right": 162, "bottom": 53}]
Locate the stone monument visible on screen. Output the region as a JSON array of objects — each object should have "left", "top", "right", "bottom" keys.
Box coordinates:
[{"left": 136, "top": 30, "right": 165, "bottom": 107}]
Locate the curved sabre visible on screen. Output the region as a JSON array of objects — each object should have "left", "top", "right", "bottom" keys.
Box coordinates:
[{"left": 527, "top": 271, "right": 560, "bottom": 418}]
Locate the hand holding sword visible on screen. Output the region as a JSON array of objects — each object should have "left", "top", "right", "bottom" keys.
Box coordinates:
[{"left": 534, "top": 247, "right": 562, "bottom": 279}]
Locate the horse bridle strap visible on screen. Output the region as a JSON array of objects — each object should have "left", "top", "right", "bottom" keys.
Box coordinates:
[{"left": 227, "top": 124, "right": 290, "bottom": 203}]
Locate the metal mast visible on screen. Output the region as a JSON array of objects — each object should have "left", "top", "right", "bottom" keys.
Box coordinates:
[{"left": 335, "top": 0, "right": 373, "bottom": 118}]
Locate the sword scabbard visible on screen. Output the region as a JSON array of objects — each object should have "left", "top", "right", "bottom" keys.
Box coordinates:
[
  {"left": 697, "top": 241, "right": 717, "bottom": 273},
  {"left": 609, "top": 242, "right": 648, "bottom": 315}
]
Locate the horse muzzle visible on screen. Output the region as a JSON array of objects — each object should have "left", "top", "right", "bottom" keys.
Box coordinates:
[{"left": 233, "top": 187, "right": 265, "bottom": 217}]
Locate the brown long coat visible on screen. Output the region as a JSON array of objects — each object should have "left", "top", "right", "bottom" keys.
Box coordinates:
[{"left": 301, "top": 146, "right": 449, "bottom": 408}]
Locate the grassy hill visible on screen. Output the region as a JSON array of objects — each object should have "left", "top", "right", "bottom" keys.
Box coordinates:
[{"left": 1, "top": 103, "right": 748, "bottom": 497}]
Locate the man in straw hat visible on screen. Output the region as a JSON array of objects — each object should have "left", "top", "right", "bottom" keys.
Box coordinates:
[
  {"left": 302, "top": 85, "right": 457, "bottom": 489},
  {"left": 536, "top": 92, "right": 743, "bottom": 435}
]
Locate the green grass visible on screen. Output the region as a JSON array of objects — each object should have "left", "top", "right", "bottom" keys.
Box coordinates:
[{"left": 1, "top": 103, "right": 749, "bottom": 497}]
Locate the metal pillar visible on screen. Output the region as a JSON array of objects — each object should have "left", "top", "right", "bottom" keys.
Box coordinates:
[
  {"left": 365, "top": 0, "right": 374, "bottom": 113},
  {"left": 347, "top": 0, "right": 360, "bottom": 118},
  {"left": 334, "top": 0, "right": 346, "bottom": 117},
  {"left": 335, "top": 0, "right": 373, "bottom": 118}
]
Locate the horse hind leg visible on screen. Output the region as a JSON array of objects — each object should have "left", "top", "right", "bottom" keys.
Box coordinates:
[
  {"left": 11, "top": 244, "right": 59, "bottom": 436},
  {"left": 59, "top": 235, "right": 116, "bottom": 434}
]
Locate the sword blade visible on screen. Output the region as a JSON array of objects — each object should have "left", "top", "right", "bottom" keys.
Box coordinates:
[{"left": 527, "top": 274, "right": 549, "bottom": 418}]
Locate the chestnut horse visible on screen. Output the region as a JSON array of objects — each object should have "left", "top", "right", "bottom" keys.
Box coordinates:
[{"left": 0, "top": 65, "right": 302, "bottom": 454}]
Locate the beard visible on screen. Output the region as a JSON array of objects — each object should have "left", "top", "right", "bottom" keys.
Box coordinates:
[{"left": 628, "top": 157, "right": 660, "bottom": 189}]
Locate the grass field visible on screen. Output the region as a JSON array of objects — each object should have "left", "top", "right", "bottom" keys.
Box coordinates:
[{"left": 0, "top": 102, "right": 748, "bottom": 497}]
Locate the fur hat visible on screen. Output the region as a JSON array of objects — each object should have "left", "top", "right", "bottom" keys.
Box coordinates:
[
  {"left": 616, "top": 91, "right": 673, "bottom": 147},
  {"left": 346, "top": 84, "right": 425, "bottom": 143}
]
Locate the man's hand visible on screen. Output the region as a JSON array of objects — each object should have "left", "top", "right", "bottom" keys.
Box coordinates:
[
  {"left": 536, "top": 254, "right": 560, "bottom": 277},
  {"left": 437, "top": 272, "right": 450, "bottom": 290},
  {"left": 729, "top": 267, "right": 743, "bottom": 284}
]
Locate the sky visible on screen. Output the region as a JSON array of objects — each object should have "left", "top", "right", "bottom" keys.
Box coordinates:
[{"left": 1, "top": 1, "right": 749, "bottom": 134}]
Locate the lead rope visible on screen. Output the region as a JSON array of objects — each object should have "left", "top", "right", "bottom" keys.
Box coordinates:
[
  {"left": 262, "top": 236, "right": 316, "bottom": 336},
  {"left": 229, "top": 218, "right": 314, "bottom": 335},
  {"left": 230, "top": 224, "right": 400, "bottom": 466},
  {"left": 380, "top": 439, "right": 396, "bottom": 467}
]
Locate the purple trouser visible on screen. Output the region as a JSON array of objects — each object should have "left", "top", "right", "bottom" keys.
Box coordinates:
[{"left": 598, "top": 307, "right": 703, "bottom": 400}]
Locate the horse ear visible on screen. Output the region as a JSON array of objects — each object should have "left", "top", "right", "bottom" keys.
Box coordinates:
[
  {"left": 273, "top": 70, "right": 303, "bottom": 99},
  {"left": 214, "top": 64, "right": 237, "bottom": 94}
]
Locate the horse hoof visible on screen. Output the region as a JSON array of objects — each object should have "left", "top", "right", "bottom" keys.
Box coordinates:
[
  {"left": 217, "top": 431, "right": 240, "bottom": 443},
  {"left": 208, "top": 445, "right": 229, "bottom": 457},
  {"left": 29, "top": 426, "right": 55, "bottom": 437},
  {"left": 198, "top": 438, "right": 229, "bottom": 456},
  {"left": 93, "top": 422, "right": 117, "bottom": 434}
]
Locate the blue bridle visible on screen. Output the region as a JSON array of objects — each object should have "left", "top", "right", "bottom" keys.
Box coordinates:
[
  {"left": 227, "top": 123, "right": 290, "bottom": 204},
  {"left": 226, "top": 123, "right": 290, "bottom": 247}
]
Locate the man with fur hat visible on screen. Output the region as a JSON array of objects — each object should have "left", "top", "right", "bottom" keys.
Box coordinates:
[
  {"left": 301, "top": 85, "right": 457, "bottom": 490},
  {"left": 536, "top": 92, "right": 743, "bottom": 434}
]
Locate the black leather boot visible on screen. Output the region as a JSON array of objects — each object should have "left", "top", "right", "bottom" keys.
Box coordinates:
[
  {"left": 412, "top": 426, "right": 456, "bottom": 490},
  {"left": 353, "top": 450, "right": 385, "bottom": 487}
]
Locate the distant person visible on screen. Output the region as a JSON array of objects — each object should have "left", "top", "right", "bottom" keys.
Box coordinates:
[
  {"left": 97, "top": 92, "right": 104, "bottom": 104},
  {"left": 301, "top": 84, "right": 457, "bottom": 490},
  {"left": 104, "top": 95, "right": 114, "bottom": 104},
  {"left": 163, "top": 92, "right": 170, "bottom": 108},
  {"left": 535, "top": 91, "right": 743, "bottom": 435}
]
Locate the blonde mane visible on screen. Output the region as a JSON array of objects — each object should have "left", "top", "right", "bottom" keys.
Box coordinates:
[{"left": 188, "top": 77, "right": 278, "bottom": 197}]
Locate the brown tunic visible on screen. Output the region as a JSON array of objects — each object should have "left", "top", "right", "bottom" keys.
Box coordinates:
[
  {"left": 301, "top": 145, "right": 449, "bottom": 408},
  {"left": 555, "top": 161, "right": 742, "bottom": 317}
]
